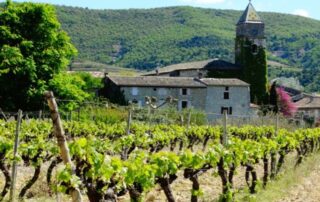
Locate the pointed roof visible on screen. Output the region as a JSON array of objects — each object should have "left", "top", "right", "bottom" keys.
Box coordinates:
[{"left": 237, "top": 2, "right": 263, "bottom": 24}]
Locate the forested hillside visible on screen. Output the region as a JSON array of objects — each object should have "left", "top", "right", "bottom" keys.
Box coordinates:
[{"left": 52, "top": 6, "right": 320, "bottom": 91}]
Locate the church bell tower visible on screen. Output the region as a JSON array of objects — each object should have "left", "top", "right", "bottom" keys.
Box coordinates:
[{"left": 235, "top": 1, "right": 268, "bottom": 103}]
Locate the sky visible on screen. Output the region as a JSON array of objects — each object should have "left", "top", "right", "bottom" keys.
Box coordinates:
[{"left": 1, "top": 0, "right": 319, "bottom": 20}]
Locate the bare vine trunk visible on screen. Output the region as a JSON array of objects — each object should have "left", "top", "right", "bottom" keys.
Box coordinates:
[
  {"left": 245, "top": 164, "right": 257, "bottom": 194},
  {"left": 0, "top": 159, "right": 11, "bottom": 201},
  {"left": 263, "top": 155, "right": 269, "bottom": 188},
  {"left": 217, "top": 158, "right": 233, "bottom": 202},
  {"left": 270, "top": 152, "right": 277, "bottom": 179},
  {"left": 158, "top": 178, "right": 175, "bottom": 202},
  {"left": 19, "top": 165, "right": 41, "bottom": 198}
]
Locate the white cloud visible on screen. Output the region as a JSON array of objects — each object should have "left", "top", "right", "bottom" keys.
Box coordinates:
[
  {"left": 179, "top": 0, "right": 225, "bottom": 5},
  {"left": 292, "top": 9, "right": 310, "bottom": 18}
]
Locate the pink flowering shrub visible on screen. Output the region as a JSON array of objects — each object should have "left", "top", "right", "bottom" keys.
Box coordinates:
[{"left": 276, "top": 87, "right": 297, "bottom": 117}]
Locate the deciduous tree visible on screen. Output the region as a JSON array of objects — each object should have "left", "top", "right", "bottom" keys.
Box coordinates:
[{"left": 0, "top": 0, "right": 76, "bottom": 110}]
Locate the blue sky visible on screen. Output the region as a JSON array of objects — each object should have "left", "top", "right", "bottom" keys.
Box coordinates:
[{"left": 1, "top": 0, "right": 320, "bottom": 20}]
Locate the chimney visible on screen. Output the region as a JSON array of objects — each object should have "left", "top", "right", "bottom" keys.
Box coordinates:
[{"left": 197, "top": 70, "right": 203, "bottom": 79}]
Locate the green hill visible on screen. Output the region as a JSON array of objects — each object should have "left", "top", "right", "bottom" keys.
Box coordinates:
[{"left": 50, "top": 6, "right": 320, "bottom": 91}]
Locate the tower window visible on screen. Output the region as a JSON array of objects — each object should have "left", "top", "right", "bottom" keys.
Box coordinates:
[
  {"left": 251, "top": 44, "right": 258, "bottom": 55},
  {"left": 224, "top": 92, "right": 229, "bottom": 100}
]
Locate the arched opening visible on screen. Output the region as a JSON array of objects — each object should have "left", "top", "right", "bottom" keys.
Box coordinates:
[{"left": 251, "top": 44, "right": 258, "bottom": 55}]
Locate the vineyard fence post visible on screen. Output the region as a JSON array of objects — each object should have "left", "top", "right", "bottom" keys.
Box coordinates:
[
  {"left": 300, "top": 114, "right": 304, "bottom": 128},
  {"left": 44, "top": 91, "right": 83, "bottom": 202},
  {"left": 275, "top": 113, "right": 279, "bottom": 135},
  {"left": 10, "top": 110, "right": 23, "bottom": 202},
  {"left": 223, "top": 109, "right": 228, "bottom": 146},
  {"left": 38, "top": 110, "right": 42, "bottom": 120},
  {"left": 126, "top": 109, "right": 132, "bottom": 135},
  {"left": 0, "top": 108, "right": 8, "bottom": 121},
  {"left": 187, "top": 111, "right": 191, "bottom": 128},
  {"left": 180, "top": 114, "right": 184, "bottom": 126},
  {"left": 55, "top": 165, "right": 61, "bottom": 202}
]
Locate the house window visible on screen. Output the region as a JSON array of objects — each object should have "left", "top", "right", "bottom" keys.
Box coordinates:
[
  {"left": 229, "top": 107, "right": 233, "bottom": 115},
  {"left": 153, "top": 88, "right": 157, "bottom": 91},
  {"left": 158, "top": 88, "right": 167, "bottom": 96},
  {"left": 224, "top": 92, "right": 229, "bottom": 99},
  {"left": 181, "top": 88, "right": 188, "bottom": 95},
  {"left": 221, "top": 107, "right": 232, "bottom": 115},
  {"left": 181, "top": 101, "right": 188, "bottom": 109},
  {"left": 224, "top": 86, "right": 229, "bottom": 99},
  {"left": 131, "top": 87, "right": 138, "bottom": 96},
  {"left": 221, "top": 107, "right": 228, "bottom": 114}
]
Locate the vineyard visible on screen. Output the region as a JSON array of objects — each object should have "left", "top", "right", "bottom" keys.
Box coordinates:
[{"left": 1, "top": 116, "right": 320, "bottom": 202}]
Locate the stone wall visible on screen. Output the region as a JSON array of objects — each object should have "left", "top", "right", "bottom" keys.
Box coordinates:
[
  {"left": 205, "top": 86, "right": 250, "bottom": 118},
  {"left": 120, "top": 86, "right": 207, "bottom": 110},
  {"left": 119, "top": 85, "right": 251, "bottom": 120}
]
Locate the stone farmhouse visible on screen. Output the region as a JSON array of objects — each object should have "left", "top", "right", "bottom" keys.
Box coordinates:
[
  {"left": 103, "top": 76, "right": 251, "bottom": 118},
  {"left": 295, "top": 94, "right": 320, "bottom": 122},
  {"left": 280, "top": 85, "right": 320, "bottom": 124},
  {"left": 144, "top": 2, "right": 268, "bottom": 104},
  {"left": 101, "top": 2, "right": 265, "bottom": 118}
]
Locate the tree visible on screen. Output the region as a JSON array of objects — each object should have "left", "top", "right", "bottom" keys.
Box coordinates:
[
  {"left": 276, "top": 87, "right": 297, "bottom": 117},
  {"left": 0, "top": 1, "right": 77, "bottom": 111},
  {"left": 269, "top": 81, "right": 279, "bottom": 113},
  {"left": 48, "top": 72, "right": 90, "bottom": 111}
]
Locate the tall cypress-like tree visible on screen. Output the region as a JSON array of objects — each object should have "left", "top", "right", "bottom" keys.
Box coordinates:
[{"left": 269, "top": 81, "right": 278, "bottom": 113}]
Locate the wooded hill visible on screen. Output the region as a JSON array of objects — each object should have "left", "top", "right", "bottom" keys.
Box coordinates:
[{"left": 39, "top": 6, "right": 320, "bottom": 91}]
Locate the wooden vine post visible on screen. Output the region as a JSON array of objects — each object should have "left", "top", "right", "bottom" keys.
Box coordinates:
[
  {"left": 9, "top": 110, "right": 23, "bottom": 202},
  {"left": 44, "top": 91, "right": 82, "bottom": 202},
  {"left": 222, "top": 110, "right": 228, "bottom": 146}
]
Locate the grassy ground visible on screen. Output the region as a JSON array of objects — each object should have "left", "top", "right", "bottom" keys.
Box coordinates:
[{"left": 236, "top": 151, "right": 320, "bottom": 202}]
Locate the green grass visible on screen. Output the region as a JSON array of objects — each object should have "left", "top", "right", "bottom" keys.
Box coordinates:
[{"left": 236, "top": 152, "right": 320, "bottom": 202}]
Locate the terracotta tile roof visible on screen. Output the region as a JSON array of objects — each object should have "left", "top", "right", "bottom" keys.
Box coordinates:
[
  {"left": 250, "top": 103, "right": 260, "bottom": 108},
  {"left": 295, "top": 94, "right": 320, "bottom": 109}
]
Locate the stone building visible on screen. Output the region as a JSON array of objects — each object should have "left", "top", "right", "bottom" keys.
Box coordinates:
[
  {"left": 294, "top": 94, "right": 320, "bottom": 124},
  {"left": 144, "top": 59, "right": 241, "bottom": 78},
  {"left": 103, "top": 76, "right": 251, "bottom": 118},
  {"left": 144, "top": 2, "right": 268, "bottom": 103}
]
